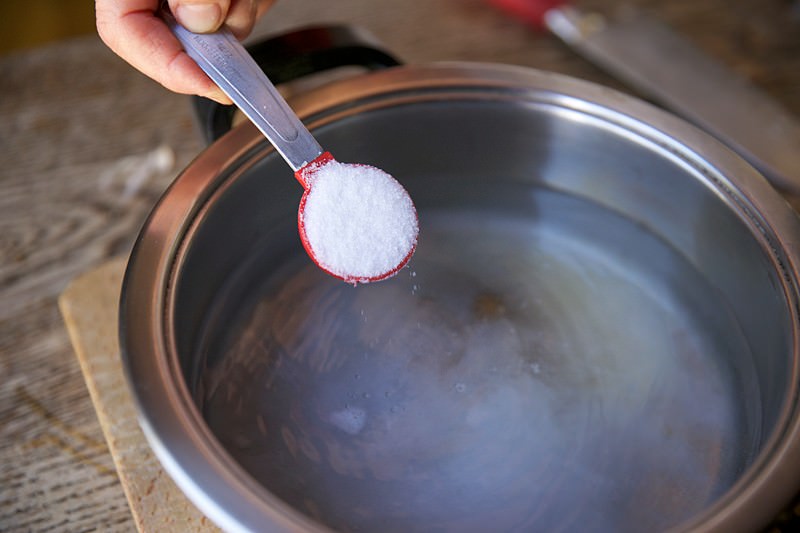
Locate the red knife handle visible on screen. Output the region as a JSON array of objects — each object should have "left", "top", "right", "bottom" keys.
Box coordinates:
[{"left": 488, "top": 0, "right": 567, "bottom": 28}]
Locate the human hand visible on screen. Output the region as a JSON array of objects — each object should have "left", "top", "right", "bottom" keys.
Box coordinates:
[{"left": 96, "top": 0, "right": 274, "bottom": 104}]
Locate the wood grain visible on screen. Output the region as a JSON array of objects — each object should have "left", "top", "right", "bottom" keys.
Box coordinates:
[
  {"left": 0, "top": 38, "right": 200, "bottom": 533},
  {"left": 59, "top": 258, "right": 219, "bottom": 533},
  {"left": 1, "top": 0, "right": 798, "bottom": 531}
]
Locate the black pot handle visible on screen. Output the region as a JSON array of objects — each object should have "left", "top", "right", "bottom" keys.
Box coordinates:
[{"left": 191, "top": 25, "right": 402, "bottom": 144}]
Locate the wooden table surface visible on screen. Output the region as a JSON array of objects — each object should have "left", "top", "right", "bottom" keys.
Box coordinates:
[{"left": 1, "top": 0, "right": 798, "bottom": 531}]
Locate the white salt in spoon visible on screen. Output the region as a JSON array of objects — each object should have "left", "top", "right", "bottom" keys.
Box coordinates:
[{"left": 165, "top": 12, "right": 418, "bottom": 284}]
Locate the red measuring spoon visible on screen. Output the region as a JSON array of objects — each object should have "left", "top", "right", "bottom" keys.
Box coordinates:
[
  {"left": 295, "top": 152, "right": 418, "bottom": 285},
  {"left": 166, "top": 13, "right": 418, "bottom": 284}
]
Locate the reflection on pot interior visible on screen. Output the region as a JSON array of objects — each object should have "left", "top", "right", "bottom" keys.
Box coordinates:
[{"left": 197, "top": 189, "right": 759, "bottom": 533}]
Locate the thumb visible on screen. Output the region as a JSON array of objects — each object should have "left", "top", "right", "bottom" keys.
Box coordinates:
[{"left": 168, "top": 0, "right": 232, "bottom": 33}]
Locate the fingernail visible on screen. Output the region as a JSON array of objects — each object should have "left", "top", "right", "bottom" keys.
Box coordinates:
[{"left": 176, "top": 3, "right": 223, "bottom": 33}]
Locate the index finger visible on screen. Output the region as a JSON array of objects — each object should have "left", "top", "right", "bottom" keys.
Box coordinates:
[{"left": 96, "top": 0, "right": 230, "bottom": 103}]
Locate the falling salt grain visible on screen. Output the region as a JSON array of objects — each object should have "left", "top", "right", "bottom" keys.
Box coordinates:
[{"left": 301, "top": 160, "right": 418, "bottom": 283}]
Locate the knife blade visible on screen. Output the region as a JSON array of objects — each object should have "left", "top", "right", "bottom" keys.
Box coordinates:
[{"left": 491, "top": 0, "right": 800, "bottom": 195}]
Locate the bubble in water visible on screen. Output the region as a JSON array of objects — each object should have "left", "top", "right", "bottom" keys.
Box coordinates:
[{"left": 454, "top": 382, "right": 467, "bottom": 393}]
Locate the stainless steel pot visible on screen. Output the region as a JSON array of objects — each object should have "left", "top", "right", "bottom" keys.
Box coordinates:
[{"left": 121, "top": 60, "right": 800, "bottom": 532}]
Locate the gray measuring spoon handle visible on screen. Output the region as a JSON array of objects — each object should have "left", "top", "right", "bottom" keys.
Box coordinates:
[{"left": 166, "top": 14, "right": 323, "bottom": 171}]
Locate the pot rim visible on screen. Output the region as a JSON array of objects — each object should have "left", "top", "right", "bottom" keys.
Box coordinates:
[{"left": 121, "top": 61, "right": 800, "bottom": 533}]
